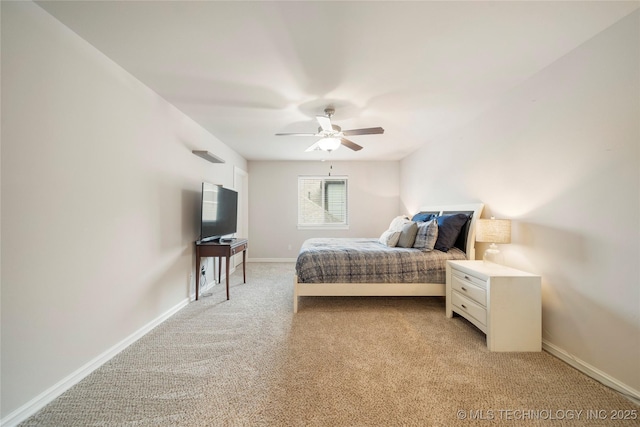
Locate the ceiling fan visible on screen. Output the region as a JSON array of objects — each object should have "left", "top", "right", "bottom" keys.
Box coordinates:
[{"left": 276, "top": 107, "right": 384, "bottom": 152}]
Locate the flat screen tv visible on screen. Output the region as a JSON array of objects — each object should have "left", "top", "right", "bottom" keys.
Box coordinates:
[{"left": 199, "top": 183, "right": 238, "bottom": 242}]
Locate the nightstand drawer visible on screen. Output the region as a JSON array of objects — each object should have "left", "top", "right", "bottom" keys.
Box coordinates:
[
  {"left": 452, "top": 291, "right": 487, "bottom": 326},
  {"left": 451, "top": 271, "right": 486, "bottom": 306}
]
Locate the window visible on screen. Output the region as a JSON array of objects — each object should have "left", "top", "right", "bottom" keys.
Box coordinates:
[{"left": 298, "top": 176, "right": 348, "bottom": 229}]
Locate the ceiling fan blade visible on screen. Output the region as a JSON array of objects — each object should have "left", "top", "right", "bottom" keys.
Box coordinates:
[
  {"left": 342, "top": 127, "right": 385, "bottom": 136},
  {"left": 305, "top": 142, "right": 320, "bottom": 152},
  {"left": 341, "top": 138, "right": 363, "bottom": 151},
  {"left": 316, "top": 116, "right": 333, "bottom": 132},
  {"left": 275, "top": 133, "right": 318, "bottom": 137}
]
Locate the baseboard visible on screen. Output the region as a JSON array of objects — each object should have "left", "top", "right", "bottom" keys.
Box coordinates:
[
  {"left": 1, "top": 298, "right": 190, "bottom": 427},
  {"left": 248, "top": 258, "right": 297, "bottom": 263},
  {"left": 543, "top": 340, "right": 640, "bottom": 405}
]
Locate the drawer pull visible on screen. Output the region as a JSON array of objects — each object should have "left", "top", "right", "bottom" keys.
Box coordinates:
[
  {"left": 464, "top": 275, "right": 470, "bottom": 280},
  {"left": 461, "top": 286, "right": 467, "bottom": 292},
  {"left": 461, "top": 304, "right": 467, "bottom": 309}
]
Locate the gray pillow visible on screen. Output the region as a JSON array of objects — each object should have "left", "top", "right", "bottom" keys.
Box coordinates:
[
  {"left": 413, "top": 219, "right": 438, "bottom": 251},
  {"left": 397, "top": 221, "right": 418, "bottom": 248}
]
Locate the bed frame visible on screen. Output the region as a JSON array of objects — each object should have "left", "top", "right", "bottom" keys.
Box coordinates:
[{"left": 293, "top": 203, "right": 484, "bottom": 313}]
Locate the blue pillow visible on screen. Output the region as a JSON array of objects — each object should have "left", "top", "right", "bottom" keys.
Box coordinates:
[
  {"left": 411, "top": 212, "right": 437, "bottom": 222},
  {"left": 434, "top": 213, "right": 469, "bottom": 252}
]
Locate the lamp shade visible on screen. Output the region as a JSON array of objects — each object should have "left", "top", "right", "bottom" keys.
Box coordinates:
[{"left": 476, "top": 218, "right": 511, "bottom": 244}]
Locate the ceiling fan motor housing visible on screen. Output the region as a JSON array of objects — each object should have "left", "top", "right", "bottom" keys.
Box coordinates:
[{"left": 317, "top": 124, "right": 342, "bottom": 135}]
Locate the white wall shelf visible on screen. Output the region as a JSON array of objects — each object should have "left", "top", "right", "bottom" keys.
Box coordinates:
[{"left": 192, "top": 150, "right": 225, "bottom": 164}]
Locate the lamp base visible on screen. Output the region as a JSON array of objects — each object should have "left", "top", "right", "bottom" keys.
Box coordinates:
[{"left": 483, "top": 243, "right": 504, "bottom": 265}]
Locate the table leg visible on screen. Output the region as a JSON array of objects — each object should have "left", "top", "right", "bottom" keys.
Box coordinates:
[
  {"left": 243, "top": 250, "right": 246, "bottom": 283},
  {"left": 225, "top": 256, "right": 230, "bottom": 300},
  {"left": 195, "top": 250, "right": 200, "bottom": 301},
  {"left": 218, "top": 257, "right": 222, "bottom": 284}
]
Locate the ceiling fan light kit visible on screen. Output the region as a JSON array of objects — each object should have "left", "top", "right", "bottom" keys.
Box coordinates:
[
  {"left": 318, "top": 138, "right": 342, "bottom": 151},
  {"left": 276, "top": 107, "right": 384, "bottom": 152}
]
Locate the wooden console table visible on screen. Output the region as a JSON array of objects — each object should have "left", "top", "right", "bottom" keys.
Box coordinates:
[{"left": 195, "top": 238, "right": 248, "bottom": 300}]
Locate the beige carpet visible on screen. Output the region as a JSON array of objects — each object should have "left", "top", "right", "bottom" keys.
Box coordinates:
[{"left": 22, "top": 263, "right": 638, "bottom": 426}]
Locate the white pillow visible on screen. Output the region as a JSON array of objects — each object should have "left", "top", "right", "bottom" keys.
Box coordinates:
[
  {"left": 388, "top": 215, "right": 410, "bottom": 232},
  {"left": 379, "top": 230, "right": 401, "bottom": 247}
]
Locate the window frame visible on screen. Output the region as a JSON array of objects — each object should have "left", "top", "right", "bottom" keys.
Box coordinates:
[{"left": 297, "top": 175, "right": 349, "bottom": 230}]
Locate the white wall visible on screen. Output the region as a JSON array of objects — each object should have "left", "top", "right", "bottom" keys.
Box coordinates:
[
  {"left": 401, "top": 11, "right": 639, "bottom": 394},
  {"left": 0, "top": 2, "right": 247, "bottom": 421},
  {"left": 248, "top": 161, "right": 400, "bottom": 259}
]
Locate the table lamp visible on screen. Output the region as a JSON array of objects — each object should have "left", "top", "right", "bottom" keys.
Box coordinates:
[{"left": 476, "top": 217, "right": 511, "bottom": 264}]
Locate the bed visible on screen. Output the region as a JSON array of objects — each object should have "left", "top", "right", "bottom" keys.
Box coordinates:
[{"left": 293, "top": 203, "right": 484, "bottom": 312}]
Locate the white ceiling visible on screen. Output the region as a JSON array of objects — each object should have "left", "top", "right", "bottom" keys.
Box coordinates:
[{"left": 36, "top": 1, "right": 638, "bottom": 161}]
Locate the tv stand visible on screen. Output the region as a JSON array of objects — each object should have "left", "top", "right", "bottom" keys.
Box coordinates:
[{"left": 195, "top": 238, "right": 248, "bottom": 301}]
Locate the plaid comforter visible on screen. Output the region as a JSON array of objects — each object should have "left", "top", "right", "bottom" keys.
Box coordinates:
[{"left": 295, "top": 238, "right": 467, "bottom": 284}]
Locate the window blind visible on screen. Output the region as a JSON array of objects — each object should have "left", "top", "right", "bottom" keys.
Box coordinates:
[{"left": 298, "top": 176, "right": 348, "bottom": 228}]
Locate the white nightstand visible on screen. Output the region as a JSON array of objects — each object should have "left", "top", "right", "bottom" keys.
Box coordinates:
[{"left": 446, "top": 260, "right": 541, "bottom": 352}]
